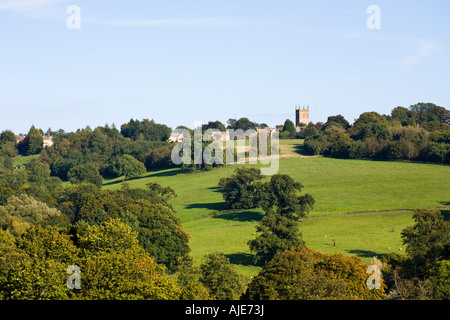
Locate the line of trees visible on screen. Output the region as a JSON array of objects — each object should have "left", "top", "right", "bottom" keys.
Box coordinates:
[
  {"left": 0, "top": 119, "right": 175, "bottom": 185},
  {"left": 301, "top": 103, "right": 450, "bottom": 164}
]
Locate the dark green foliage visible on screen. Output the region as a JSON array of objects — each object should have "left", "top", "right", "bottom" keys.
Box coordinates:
[
  {"left": 324, "top": 114, "right": 350, "bottom": 130},
  {"left": 401, "top": 209, "right": 450, "bottom": 279},
  {"left": 0, "top": 130, "right": 16, "bottom": 146},
  {"left": 58, "top": 182, "right": 189, "bottom": 271},
  {"left": 382, "top": 209, "right": 450, "bottom": 300},
  {"left": 112, "top": 154, "right": 146, "bottom": 179},
  {"left": 227, "top": 117, "right": 259, "bottom": 131},
  {"left": 17, "top": 126, "right": 43, "bottom": 156},
  {"left": 39, "top": 121, "right": 172, "bottom": 181},
  {"left": 258, "top": 174, "right": 315, "bottom": 220},
  {"left": 144, "top": 145, "right": 175, "bottom": 170},
  {"left": 174, "top": 256, "right": 212, "bottom": 300},
  {"left": 248, "top": 214, "right": 304, "bottom": 265},
  {"left": 25, "top": 158, "right": 51, "bottom": 185},
  {"left": 302, "top": 123, "right": 319, "bottom": 139},
  {"left": 68, "top": 163, "right": 103, "bottom": 188},
  {"left": 283, "top": 119, "right": 296, "bottom": 137},
  {"left": 199, "top": 252, "right": 247, "bottom": 300},
  {"left": 218, "top": 167, "right": 263, "bottom": 210},
  {"left": 120, "top": 118, "right": 171, "bottom": 141},
  {"left": 134, "top": 204, "right": 190, "bottom": 273},
  {"left": 218, "top": 169, "right": 315, "bottom": 265},
  {"left": 304, "top": 103, "right": 450, "bottom": 164}
]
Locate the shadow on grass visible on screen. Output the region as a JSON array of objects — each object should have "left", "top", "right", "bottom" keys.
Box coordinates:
[
  {"left": 186, "top": 202, "right": 225, "bottom": 211},
  {"left": 225, "top": 253, "right": 255, "bottom": 268},
  {"left": 207, "top": 186, "right": 223, "bottom": 193},
  {"left": 145, "top": 167, "right": 189, "bottom": 178},
  {"left": 211, "top": 210, "right": 264, "bottom": 222},
  {"left": 292, "top": 144, "right": 311, "bottom": 156},
  {"left": 346, "top": 249, "right": 385, "bottom": 259},
  {"left": 102, "top": 168, "right": 187, "bottom": 187}
]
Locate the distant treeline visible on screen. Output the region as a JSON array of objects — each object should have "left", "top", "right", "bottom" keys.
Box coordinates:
[{"left": 301, "top": 103, "right": 450, "bottom": 164}]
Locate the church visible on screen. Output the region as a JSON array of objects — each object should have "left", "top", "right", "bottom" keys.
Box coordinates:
[{"left": 295, "top": 105, "right": 310, "bottom": 132}]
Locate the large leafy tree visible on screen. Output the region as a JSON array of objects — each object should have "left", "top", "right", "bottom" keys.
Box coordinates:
[
  {"left": 68, "top": 163, "right": 103, "bottom": 188},
  {"left": 258, "top": 174, "right": 315, "bottom": 220},
  {"left": 245, "top": 246, "right": 386, "bottom": 300},
  {"left": 218, "top": 167, "right": 263, "bottom": 210},
  {"left": 283, "top": 119, "right": 296, "bottom": 137},
  {"left": 60, "top": 183, "right": 190, "bottom": 271},
  {"left": 199, "top": 252, "right": 247, "bottom": 300},
  {"left": 76, "top": 219, "right": 181, "bottom": 299},
  {"left": 0, "top": 225, "right": 80, "bottom": 300},
  {"left": 248, "top": 214, "right": 304, "bottom": 265},
  {"left": 381, "top": 209, "right": 450, "bottom": 299},
  {"left": 112, "top": 154, "right": 146, "bottom": 179},
  {"left": 120, "top": 118, "right": 171, "bottom": 141},
  {"left": 324, "top": 114, "right": 351, "bottom": 130},
  {"left": 401, "top": 209, "right": 450, "bottom": 279}
]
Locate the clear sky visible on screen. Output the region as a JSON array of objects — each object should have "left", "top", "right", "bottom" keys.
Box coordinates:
[{"left": 1, "top": 0, "right": 449, "bottom": 134}]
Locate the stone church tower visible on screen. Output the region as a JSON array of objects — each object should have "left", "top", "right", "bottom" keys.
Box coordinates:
[{"left": 295, "top": 105, "right": 310, "bottom": 126}]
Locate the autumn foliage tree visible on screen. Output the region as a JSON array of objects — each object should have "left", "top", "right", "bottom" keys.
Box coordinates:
[
  {"left": 0, "top": 220, "right": 183, "bottom": 300},
  {"left": 245, "top": 246, "right": 386, "bottom": 300}
]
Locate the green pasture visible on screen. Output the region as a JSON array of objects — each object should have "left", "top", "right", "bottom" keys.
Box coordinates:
[{"left": 103, "top": 143, "right": 449, "bottom": 275}]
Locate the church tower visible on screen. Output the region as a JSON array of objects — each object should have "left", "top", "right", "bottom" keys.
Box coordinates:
[{"left": 295, "top": 105, "right": 310, "bottom": 126}]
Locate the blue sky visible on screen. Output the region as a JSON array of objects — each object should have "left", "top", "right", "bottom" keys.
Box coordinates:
[{"left": 1, "top": 0, "right": 449, "bottom": 134}]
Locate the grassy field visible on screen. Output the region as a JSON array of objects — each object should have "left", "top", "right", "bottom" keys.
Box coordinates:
[
  {"left": 102, "top": 142, "right": 449, "bottom": 275},
  {"left": 14, "top": 142, "right": 449, "bottom": 275}
]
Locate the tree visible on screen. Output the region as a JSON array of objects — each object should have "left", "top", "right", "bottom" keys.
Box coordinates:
[
  {"left": 144, "top": 145, "right": 174, "bottom": 170},
  {"left": 112, "top": 155, "right": 146, "bottom": 179},
  {"left": 25, "top": 158, "right": 51, "bottom": 185},
  {"left": 431, "top": 260, "right": 450, "bottom": 299},
  {"left": 283, "top": 119, "right": 296, "bottom": 137},
  {"left": 120, "top": 118, "right": 171, "bottom": 141},
  {"left": 0, "top": 225, "right": 80, "bottom": 300},
  {"left": 227, "top": 117, "right": 259, "bottom": 131},
  {"left": 0, "top": 194, "right": 65, "bottom": 236},
  {"left": 324, "top": 115, "right": 350, "bottom": 130},
  {"left": 175, "top": 256, "right": 213, "bottom": 300},
  {"left": 0, "top": 130, "right": 16, "bottom": 144},
  {"left": 0, "top": 220, "right": 183, "bottom": 300},
  {"left": 258, "top": 174, "right": 315, "bottom": 220},
  {"left": 381, "top": 209, "right": 450, "bottom": 299},
  {"left": 75, "top": 219, "right": 182, "bottom": 299},
  {"left": 248, "top": 213, "right": 304, "bottom": 265},
  {"left": 409, "top": 103, "right": 450, "bottom": 125},
  {"left": 245, "top": 246, "right": 386, "bottom": 300},
  {"left": 354, "top": 112, "right": 388, "bottom": 127},
  {"left": 17, "top": 126, "right": 43, "bottom": 156},
  {"left": 131, "top": 202, "right": 191, "bottom": 273},
  {"left": 218, "top": 167, "right": 263, "bottom": 210},
  {"left": 68, "top": 163, "right": 103, "bottom": 188},
  {"left": 401, "top": 209, "right": 450, "bottom": 279},
  {"left": 391, "top": 106, "right": 416, "bottom": 126},
  {"left": 199, "top": 252, "right": 247, "bottom": 300},
  {"left": 302, "top": 123, "right": 319, "bottom": 139}
]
